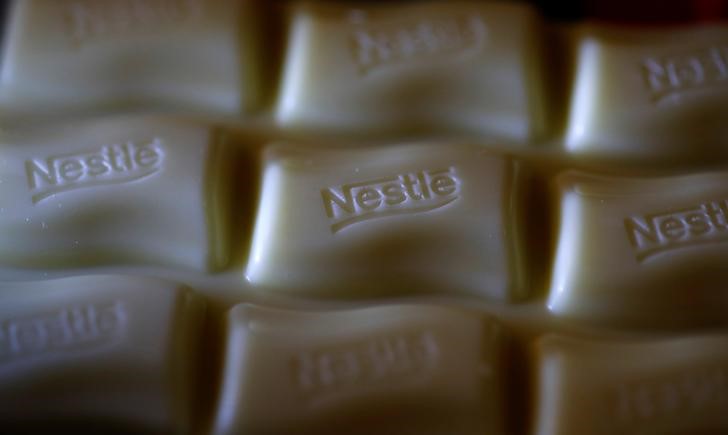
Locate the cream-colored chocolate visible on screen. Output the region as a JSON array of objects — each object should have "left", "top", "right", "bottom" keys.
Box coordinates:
[
  {"left": 0, "top": 117, "right": 233, "bottom": 271},
  {"left": 0, "top": 275, "right": 204, "bottom": 432},
  {"left": 246, "top": 143, "right": 527, "bottom": 300},
  {"left": 213, "top": 304, "right": 503, "bottom": 435},
  {"left": 565, "top": 25, "right": 728, "bottom": 159},
  {"left": 533, "top": 334, "right": 728, "bottom": 435},
  {"left": 550, "top": 171, "right": 728, "bottom": 327},
  {"left": 0, "top": 0, "right": 260, "bottom": 118},
  {"left": 276, "top": 1, "right": 546, "bottom": 142}
]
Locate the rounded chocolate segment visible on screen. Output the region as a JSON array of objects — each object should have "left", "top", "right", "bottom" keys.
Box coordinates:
[
  {"left": 565, "top": 25, "right": 728, "bottom": 161},
  {"left": 213, "top": 304, "right": 504, "bottom": 435},
  {"left": 0, "top": 275, "right": 205, "bottom": 432},
  {"left": 0, "top": 117, "right": 235, "bottom": 271},
  {"left": 533, "top": 334, "right": 728, "bottom": 435},
  {"left": 246, "top": 142, "right": 528, "bottom": 301},
  {"left": 550, "top": 170, "right": 728, "bottom": 328},
  {"left": 275, "top": 1, "right": 547, "bottom": 142},
  {"left": 0, "top": 0, "right": 262, "bottom": 120}
]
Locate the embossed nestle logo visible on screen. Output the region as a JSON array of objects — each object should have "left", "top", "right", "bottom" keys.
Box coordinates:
[
  {"left": 643, "top": 45, "right": 728, "bottom": 104},
  {"left": 624, "top": 200, "right": 728, "bottom": 261},
  {"left": 294, "top": 331, "right": 439, "bottom": 405},
  {"left": 25, "top": 139, "right": 164, "bottom": 204},
  {"left": 0, "top": 301, "right": 126, "bottom": 363},
  {"left": 349, "top": 11, "right": 487, "bottom": 74},
  {"left": 321, "top": 167, "right": 460, "bottom": 233},
  {"left": 66, "top": 0, "right": 202, "bottom": 46},
  {"left": 612, "top": 363, "right": 728, "bottom": 427}
]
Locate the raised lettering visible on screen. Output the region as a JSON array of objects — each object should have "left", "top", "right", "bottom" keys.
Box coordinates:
[
  {"left": 626, "top": 199, "right": 728, "bottom": 261},
  {"left": 25, "top": 160, "right": 57, "bottom": 190},
  {"left": 295, "top": 331, "right": 439, "bottom": 403},
  {"left": 431, "top": 174, "right": 456, "bottom": 196},
  {"left": 85, "top": 155, "right": 111, "bottom": 176},
  {"left": 624, "top": 216, "right": 659, "bottom": 249},
  {"left": 643, "top": 45, "right": 728, "bottom": 103},
  {"left": 59, "top": 160, "right": 83, "bottom": 182},
  {"left": 322, "top": 168, "right": 460, "bottom": 233},
  {"left": 0, "top": 301, "right": 126, "bottom": 363},
  {"left": 355, "top": 187, "right": 382, "bottom": 211},
  {"left": 321, "top": 188, "right": 355, "bottom": 219},
  {"left": 613, "top": 364, "right": 728, "bottom": 427},
  {"left": 659, "top": 216, "right": 686, "bottom": 241},
  {"left": 25, "top": 140, "right": 164, "bottom": 204},
  {"left": 67, "top": 0, "right": 203, "bottom": 46},
  {"left": 135, "top": 145, "right": 159, "bottom": 167},
  {"left": 350, "top": 14, "right": 487, "bottom": 74},
  {"left": 686, "top": 212, "right": 711, "bottom": 236},
  {"left": 382, "top": 183, "right": 406, "bottom": 205}
]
